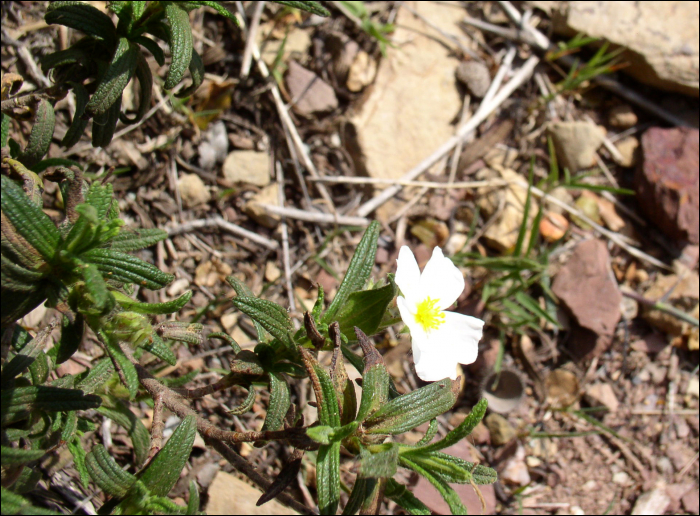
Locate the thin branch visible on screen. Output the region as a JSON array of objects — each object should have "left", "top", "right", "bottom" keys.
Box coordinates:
[
  {"left": 166, "top": 217, "right": 279, "bottom": 250},
  {"left": 240, "top": 1, "right": 265, "bottom": 78},
  {"left": 276, "top": 161, "right": 296, "bottom": 311},
  {"left": 258, "top": 204, "right": 370, "bottom": 226}
]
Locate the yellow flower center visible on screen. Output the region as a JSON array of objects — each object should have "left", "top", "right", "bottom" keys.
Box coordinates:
[{"left": 414, "top": 297, "right": 445, "bottom": 332}]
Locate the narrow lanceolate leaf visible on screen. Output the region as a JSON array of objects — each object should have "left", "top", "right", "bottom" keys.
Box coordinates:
[
  {"left": 364, "top": 378, "right": 460, "bottom": 435},
  {"left": 19, "top": 99, "right": 55, "bottom": 168},
  {"left": 113, "top": 290, "right": 192, "bottom": 315},
  {"left": 1, "top": 386, "right": 101, "bottom": 426},
  {"left": 317, "top": 442, "right": 341, "bottom": 515},
  {"left": 1, "top": 321, "right": 54, "bottom": 388},
  {"left": 187, "top": 480, "right": 200, "bottom": 515},
  {"left": 192, "top": 1, "right": 239, "bottom": 22},
  {"left": 262, "top": 372, "right": 291, "bottom": 432},
  {"left": 91, "top": 93, "right": 122, "bottom": 148},
  {"left": 85, "top": 444, "right": 136, "bottom": 497},
  {"left": 336, "top": 278, "right": 396, "bottom": 338},
  {"left": 82, "top": 248, "right": 174, "bottom": 289},
  {"left": 418, "top": 398, "right": 488, "bottom": 453},
  {"left": 299, "top": 348, "right": 340, "bottom": 427},
  {"left": 231, "top": 296, "right": 294, "bottom": 349},
  {"left": 85, "top": 37, "right": 138, "bottom": 118},
  {"left": 62, "top": 82, "right": 89, "bottom": 148},
  {"left": 343, "top": 477, "right": 374, "bottom": 516},
  {"left": 360, "top": 443, "right": 399, "bottom": 478},
  {"left": 108, "top": 228, "right": 168, "bottom": 251},
  {"left": 0, "top": 254, "right": 44, "bottom": 291},
  {"left": 0, "top": 446, "right": 45, "bottom": 466},
  {"left": 85, "top": 182, "right": 115, "bottom": 220},
  {"left": 97, "top": 401, "right": 150, "bottom": 467},
  {"left": 324, "top": 221, "right": 380, "bottom": 324},
  {"left": 177, "top": 48, "right": 204, "bottom": 98},
  {"left": 273, "top": 1, "right": 331, "bottom": 17},
  {"left": 68, "top": 436, "right": 90, "bottom": 488},
  {"left": 164, "top": 2, "right": 194, "bottom": 90},
  {"left": 81, "top": 262, "right": 110, "bottom": 312},
  {"left": 384, "top": 478, "right": 431, "bottom": 515},
  {"left": 1, "top": 112, "right": 9, "bottom": 148},
  {"left": 76, "top": 357, "right": 114, "bottom": 394},
  {"left": 120, "top": 51, "right": 152, "bottom": 124},
  {"left": 2, "top": 175, "right": 61, "bottom": 261},
  {"left": 226, "top": 276, "right": 267, "bottom": 341},
  {"left": 417, "top": 452, "right": 497, "bottom": 485},
  {"left": 141, "top": 334, "right": 177, "bottom": 366},
  {"left": 53, "top": 314, "right": 84, "bottom": 364},
  {"left": 329, "top": 323, "right": 356, "bottom": 425},
  {"left": 45, "top": 2, "right": 117, "bottom": 45},
  {"left": 139, "top": 415, "right": 197, "bottom": 496},
  {"left": 354, "top": 327, "right": 389, "bottom": 422},
  {"left": 133, "top": 36, "right": 165, "bottom": 66},
  {"left": 399, "top": 456, "right": 467, "bottom": 515},
  {"left": 103, "top": 336, "right": 139, "bottom": 400}
]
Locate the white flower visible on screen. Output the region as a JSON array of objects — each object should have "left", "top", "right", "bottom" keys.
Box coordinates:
[{"left": 395, "top": 246, "right": 484, "bottom": 382}]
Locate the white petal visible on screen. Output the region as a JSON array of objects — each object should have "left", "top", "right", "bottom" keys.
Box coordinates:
[
  {"left": 395, "top": 246, "right": 421, "bottom": 305},
  {"left": 413, "top": 344, "right": 460, "bottom": 381},
  {"left": 397, "top": 295, "right": 422, "bottom": 335},
  {"left": 419, "top": 247, "right": 465, "bottom": 310},
  {"left": 430, "top": 311, "right": 484, "bottom": 366}
]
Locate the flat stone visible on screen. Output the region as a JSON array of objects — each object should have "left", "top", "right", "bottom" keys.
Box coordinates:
[
  {"left": 609, "top": 104, "right": 638, "bottom": 128},
  {"left": 345, "top": 2, "right": 463, "bottom": 181},
  {"left": 552, "top": 239, "right": 622, "bottom": 359},
  {"left": 244, "top": 183, "right": 281, "bottom": 228},
  {"left": 223, "top": 150, "right": 271, "bottom": 187},
  {"left": 547, "top": 1, "right": 699, "bottom": 96},
  {"left": 585, "top": 382, "right": 619, "bottom": 412},
  {"left": 484, "top": 413, "right": 516, "bottom": 446},
  {"left": 681, "top": 489, "right": 700, "bottom": 514},
  {"left": 347, "top": 51, "right": 377, "bottom": 92},
  {"left": 205, "top": 470, "right": 298, "bottom": 515},
  {"left": 635, "top": 127, "right": 699, "bottom": 244},
  {"left": 178, "top": 173, "right": 210, "bottom": 208},
  {"left": 631, "top": 488, "right": 671, "bottom": 516},
  {"left": 455, "top": 61, "right": 491, "bottom": 98},
  {"left": 257, "top": 26, "right": 311, "bottom": 67},
  {"left": 614, "top": 136, "right": 639, "bottom": 168},
  {"left": 286, "top": 61, "right": 337, "bottom": 116},
  {"left": 548, "top": 121, "right": 605, "bottom": 172}
]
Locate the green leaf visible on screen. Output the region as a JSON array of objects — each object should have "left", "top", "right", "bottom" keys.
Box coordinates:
[
  {"left": 416, "top": 418, "right": 439, "bottom": 447},
  {"left": 76, "top": 357, "right": 114, "bottom": 393},
  {"left": 97, "top": 401, "right": 150, "bottom": 467},
  {"left": 120, "top": 50, "right": 152, "bottom": 124},
  {"left": 68, "top": 435, "right": 90, "bottom": 488},
  {"left": 192, "top": 1, "right": 239, "bottom": 22},
  {"left": 299, "top": 348, "right": 340, "bottom": 428},
  {"left": 1, "top": 322, "right": 54, "bottom": 388},
  {"left": 18, "top": 99, "right": 55, "bottom": 168},
  {"left": 226, "top": 276, "right": 267, "bottom": 341},
  {"left": 307, "top": 425, "right": 334, "bottom": 445},
  {"left": 323, "top": 221, "right": 380, "bottom": 324},
  {"left": 133, "top": 35, "right": 166, "bottom": 66},
  {"left": 364, "top": 378, "right": 459, "bottom": 435},
  {"left": 274, "top": 1, "right": 331, "bottom": 16},
  {"left": 208, "top": 332, "right": 241, "bottom": 353},
  {"left": 0, "top": 445, "right": 46, "bottom": 466},
  {"left": 384, "top": 478, "right": 431, "bottom": 515},
  {"left": 186, "top": 480, "right": 200, "bottom": 514},
  {"left": 139, "top": 415, "right": 197, "bottom": 496},
  {"left": 402, "top": 450, "right": 497, "bottom": 485},
  {"left": 141, "top": 333, "right": 177, "bottom": 366},
  {"left": 354, "top": 327, "right": 389, "bottom": 422},
  {"left": 418, "top": 398, "right": 488, "bottom": 453},
  {"left": 1, "top": 487, "right": 63, "bottom": 515},
  {"left": 336, "top": 277, "right": 396, "bottom": 338},
  {"left": 85, "top": 444, "right": 136, "bottom": 497},
  {"left": 316, "top": 442, "right": 341, "bottom": 515},
  {"left": 82, "top": 248, "right": 174, "bottom": 289},
  {"left": 343, "top": 476, "right": 377, "bottom": 516},
  {"left": 113, "top": 290, "right": 192, "bottom": 315},
  {"left": 45, "top": 1, "right": 117, "bottom": 45},
  {"left": 61, "top": 82, "right": 90, "bottom": 147},
  {"left": 176, "top": 47, "right": 204, "bottom": 98},
  {"left": 514, "top": 164, "right": 534, "bottom": 257},
  {"left": 400, "top": 455, "right": 467, "bottom": 515},
  {"left": 360, "top": 442, "right": 398, "bottom": 478},
  {"left": 1, "top": 174, "right": 61, "bottom": 261},
  {"left": 1, "top": 386, "right": 101, "bottom": 425},
  {"left": 30, "top": 157, "right": 83, "bottom": 173},
  {"left": 86, "top": 37, "right": 138, "bottom": 118},
  {"left": 231, "top": 296, "right": 294, "bottom": 350},
  {"left": 262, "top": 372, "right": 291, "bottom": 431},
  {"left": 84, "top": 181, "right": 115, "bottom": 220},
  {"left": 103, "top": 336, "right": 140, "bottom": 400},
  {"left": 1, "top": 112, "right": 10, "bottom": 148},
  {"left": 164, "top": 2, "right": 194, "bottom": 90},
  {"left": 80, "top": 262, "right": 111, "bottom": 312},
  {"left": 514, "top": 291, "right": 559, "bottom": 327},
  {"left": 108, "top": 227, "right": 168, "bottom": 251},
  {"left": 91, "top": 92, "right": 122, "bottom": 147}
]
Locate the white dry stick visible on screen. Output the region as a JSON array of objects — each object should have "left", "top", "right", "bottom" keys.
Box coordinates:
[
  {"left": 167, "top": 217, "right": 279, "bottom": 250},
  {"left": 448, "top": 96, "right": 471, "bottom": 184},
  {"left": 356, "top": 55, "right": 540, "bottom": 217},
  {"left": 312, "top": 176, "right": 510, "bottom": 189},
  {"left": 480, "top": 46, "right": 517, "bottom": 108},
  {"left": 258, "top": 204, "right": 370, "bottom": 226},
  {"left": 239, "top": 1, "right": 265, "bottom": 79},
  {"left": 495, "top": 1, "right": 689, "bottom": 127},
  {"left": 276, "top": 161, "right": 296, "bottom": 311}
]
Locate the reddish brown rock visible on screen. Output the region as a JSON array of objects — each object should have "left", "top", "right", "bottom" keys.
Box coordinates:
[
  {"left": 552, "top": 239, "right": 622, "bottom": 359},
  {"left": 636, "top": 127, "right": 699, "bottom": 244},
  {"left": 285, "top": 61, "right": 338, "bottom": 116}
]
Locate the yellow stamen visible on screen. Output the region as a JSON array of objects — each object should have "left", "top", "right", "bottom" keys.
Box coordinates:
[{"left": 414, "top": 297, "right": 445, "bottom": 332}]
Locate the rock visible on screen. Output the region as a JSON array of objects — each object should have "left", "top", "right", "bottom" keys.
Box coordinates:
[
  {"left": 167, "top": 278, "right": 190, "bottom": 297},
  {"left": 642, "top": 270, "right": 699, "bottom": 336},
  {"left": 244, "top": 184, "right": 281, "bottom": 228},
  {"left": 347, "top": 51, "right": 377, "bottom": 92},
  {"left": 548, "top": 121, "right": 605, "bottom": 172},
  {"left": 412, "top": 441, "right": 496, "bottom": 515},
  {"left": 444, "top": 232, "right": 468, "bottom": 256},
  {"left": 596, "top": 196, "right": 626, "bottom": 231},
  {"left": 345, "top": 2, "right": 463, "bottom": 181},
  {"left": 635, "top": 127, "right": 699, "bottom": 244},
  {"left": 477, "top": 167, "right": 538, "bottom": 252},
  {"left": 585, "top": 383, "right": 619, "bottom": 412},
  {"left": 630, "top": 334, "right": 668, "bottom": 354},
  {"left": 681, "top": 489, "right": 700, "bottom": 514},
  {"left": 612, "top": 471, "right": 631, "bottom": 486},
  {"left": 455, "top": 61, "right": 491, "bottom": 98},
  {"left": 178, "top": 173, "right": 210, "bottom": 207},
  {"left": 609, "top": 104, "right": 638, "bottom": 128},
  {"left": 614, "top": 136, "right": 639, "bottom": 168},
  {"left": 257, "top": 25, "right": 311, "bottom": 67},
  {"left": 631, "top": 488, "right": 671, "bottom": 516},
  {"left": 205, "top": 471, "right": 298, "bottom": 515},
  {"left": 285, "top": 61, "right": 338, "bottom": 116},
  {"left": 265, "top": 261, "right": 281, "bottom": 282},
  {"left": 547, "top": 2, "right": 699, "bottom": 96},
  {"left": 545, "top": 369, "right": 580, "bottom": 409},
  {"left": 500, "top": 444, "right": 531, "bottom": 486},
  {"left": 198, "top": 121, "right": 228, "bottom": 170},
  {"left": 552, "top": 239, "right": 622, "bottom": 359},
  {"left": 544, "top": 186, "right": 574, "bottom": 215},
  {"left": 223, "top": 150, "right": 271, "bottom": 187},
  {"left": 484, "top": 413, "right": 516, "bottom": 446},
  {"left": 687, "top": 377, "right": 699, "bottom": 398},
  {"left": 220, "top": 312, "right": 238, "bottom": 333}
]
